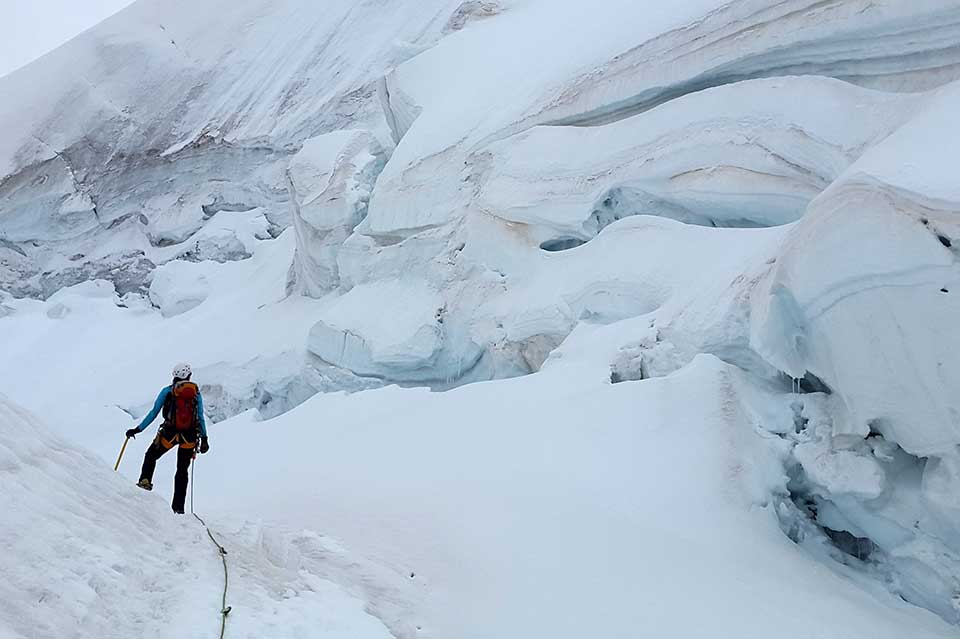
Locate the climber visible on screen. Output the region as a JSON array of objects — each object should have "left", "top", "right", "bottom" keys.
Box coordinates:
[{"left": 125, "top": 363, "right": 209, "bottom": 514}]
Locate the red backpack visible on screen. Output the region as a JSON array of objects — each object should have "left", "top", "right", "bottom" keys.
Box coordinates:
[{"left": 163, "top": 381, "right": 200, "bottom": 431}]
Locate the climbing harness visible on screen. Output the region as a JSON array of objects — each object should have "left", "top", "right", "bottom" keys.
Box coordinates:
[{"left": 190, "top": 457, "right": 232, "bottom": 639}]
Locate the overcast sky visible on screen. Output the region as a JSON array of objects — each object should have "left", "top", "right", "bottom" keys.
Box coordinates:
[{"left": 0, "top": 0, "right": 136, "bottom": 78}]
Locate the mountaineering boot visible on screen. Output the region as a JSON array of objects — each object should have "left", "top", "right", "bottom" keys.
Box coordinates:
[
  {"left": 137, "top": 478, "right": 153, "bottom": 491},
  {"left": 172, "top": 506, "right": 185, "bottom": 515}
]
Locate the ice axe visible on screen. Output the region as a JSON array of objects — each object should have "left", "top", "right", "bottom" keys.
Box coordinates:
[{"left": 114, "top": 436, "right": 131, "bottom": 471}]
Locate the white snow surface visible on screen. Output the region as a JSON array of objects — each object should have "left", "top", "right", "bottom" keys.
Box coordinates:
[
  {"left": 3, "top": 0, "right": 960, "bottom": 636},
  {"left": 0, "top": 395, "right": 395, "bottom": 639},
  {"left": 1, "top": 338, "right": 957, "bottom": 638}
]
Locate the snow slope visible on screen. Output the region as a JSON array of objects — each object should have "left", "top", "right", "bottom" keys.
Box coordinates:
[
  {"left": 4, "top": 341, "right": 956, "bottom": 639},
  {"left": 194, "top": 335, "right": 957, "bottom": 639},
  {"left": 3, "top": 264, "right": 959, "bottom": 635},
  {"left": 0, "top": 396, "right": 395, "bottom": 639}
]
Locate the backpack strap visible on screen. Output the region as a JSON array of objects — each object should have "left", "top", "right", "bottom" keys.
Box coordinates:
[{"left": 161, "top": 387, "right": 174, "bottom": 426}]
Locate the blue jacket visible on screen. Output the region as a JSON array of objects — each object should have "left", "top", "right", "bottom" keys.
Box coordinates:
[{"left": 135, "top": 385, "right": 208, "bottom": 437}]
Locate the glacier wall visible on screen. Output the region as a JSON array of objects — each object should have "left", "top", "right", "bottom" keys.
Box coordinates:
[{"left": 0, "top": 0, "right": 468, "bottom": 297}]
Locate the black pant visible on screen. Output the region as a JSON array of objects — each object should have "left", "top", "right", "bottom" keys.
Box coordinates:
[{"left": 139, "top": 427, "right": 196, "bottom": 512}]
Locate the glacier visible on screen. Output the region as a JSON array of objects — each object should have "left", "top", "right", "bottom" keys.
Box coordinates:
[{"left": 2, "top": 0, "right": 960, "bottom": 636}]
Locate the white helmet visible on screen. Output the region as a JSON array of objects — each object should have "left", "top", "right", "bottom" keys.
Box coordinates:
[{"left": 172, "top": 362, "right": 192, "bottom": 379}]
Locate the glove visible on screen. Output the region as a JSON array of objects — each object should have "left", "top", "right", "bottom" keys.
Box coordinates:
[
  {"left": 125, "top": 428, "right": 139, "bottom": 439},
  {"left": 199, "top": 437, "right": 210, "bottom": 454}
]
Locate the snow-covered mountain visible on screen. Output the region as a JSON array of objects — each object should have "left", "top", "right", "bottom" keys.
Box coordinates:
[{"left": 2, "top": 0, "right": 960, "bottom": 637}]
